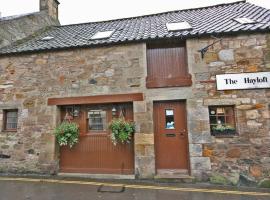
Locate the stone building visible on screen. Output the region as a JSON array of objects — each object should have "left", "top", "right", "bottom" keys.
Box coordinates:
[
  {"left": 0, "top": 0, "right": 60, "bottom": 48},
  {"left": 0, "top": 1, "right": 270, "bottom": 186}
]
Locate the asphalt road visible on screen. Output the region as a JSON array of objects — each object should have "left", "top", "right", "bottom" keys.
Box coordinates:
[{"left": 0, "top": 177, "right": 270, "bottom": 200}]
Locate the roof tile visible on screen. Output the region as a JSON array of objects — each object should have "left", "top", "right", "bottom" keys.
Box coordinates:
[{"left": 0, "top": 1, "right": 270, "bottom": 55}]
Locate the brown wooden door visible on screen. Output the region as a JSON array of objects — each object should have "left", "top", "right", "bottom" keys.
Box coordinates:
[
  {"left": 59, "top": 103, "right": 134, "bottom": 174},
  {"left": 154, "top": 101, "right": 189, "bottom": 171},
  {"left": 146, "top": 42, "right": 192, "bottom": 88}
]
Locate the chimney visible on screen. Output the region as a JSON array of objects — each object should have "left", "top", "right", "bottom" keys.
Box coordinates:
[{"left": 40, "top": 0, "right": 60, "bottom": 21}]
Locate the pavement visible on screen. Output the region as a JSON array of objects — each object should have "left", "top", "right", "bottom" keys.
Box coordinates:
[{"left": 0, "top": 176, "right": 270, "bottom": 200}]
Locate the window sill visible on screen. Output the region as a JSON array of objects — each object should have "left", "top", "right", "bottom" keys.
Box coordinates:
[
  {"left": 1, "top": 130, "right": 17, "bottom": 133},
  {"left": 146, "top": 75, "right": 192, "bottom": 88},
  {"left": 81, "top": 132, "right": 108, "bottom": 136},
  {"left": 212, "top": 133, "right": 238, "bottom": 138},
  {"left": 211, "top": 132, "right": 239, "bottom": 138}
]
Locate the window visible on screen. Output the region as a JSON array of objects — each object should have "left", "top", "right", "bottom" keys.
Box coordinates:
[
  {"left": 146, "top": 41, "right": 192, "bottom": 88},
  {"left": 166, "top": 21, "right": 192, "bottom": 31},
  {"left": 234, "top": 17, "right": 256, "bottom": 24},
  {"left": 165, "top": 109, "right": 175, "bottom": 129},
  {"left": 209, "top": 106, "right": 236, "bottom": 136},
  {"left": 3, "top": 110, "right": 18, "bottom": 131},
  {"left": 41, "top": 36, "right": 54, "bottom": 41},
  {"left": 90, "top": 30, "right": 115, "bottom": 40},
  {"left": 88, "top": 110, "right": 107, "bottom": 131}
]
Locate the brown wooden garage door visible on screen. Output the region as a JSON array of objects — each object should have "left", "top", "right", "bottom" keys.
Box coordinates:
[{"left": 59, "top": 103, "right": 134, "bottom": 174}]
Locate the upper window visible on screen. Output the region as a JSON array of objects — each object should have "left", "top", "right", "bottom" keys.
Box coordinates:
[
  {"left": 234, "top": 17, "right": 256, "bottom": 24},
  {"left": 146, "top": 41, "right": 192, "bottom": 88},
  {"left": 41, "top": 36, "right": 54, "bottom": 41},
  {"left": 90, "top": 30, "right": 115, "bottom": 40},
  {"left": 3, "top": 110, "right": 18, "bottom": 131},
  {"left": 166, "top": 22, "right": 192, "bottom": 31},
  {"left": 88, "top": 109, "right": 107, "bottom": 132},
  {"left": 208, "top": 106, "right": 236, "bottom": 136}
]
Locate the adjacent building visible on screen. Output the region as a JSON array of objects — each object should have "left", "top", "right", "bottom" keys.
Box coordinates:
[
  {"left": 0, "top": 0, "right": 59, "bottom": 48},
  {"left": 0, "top": 0, "right": 270, "bottom": 186}
]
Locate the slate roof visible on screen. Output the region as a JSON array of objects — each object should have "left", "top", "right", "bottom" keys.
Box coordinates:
[{"left": 0, "top": 1, "right": 270, "bottom": 55}]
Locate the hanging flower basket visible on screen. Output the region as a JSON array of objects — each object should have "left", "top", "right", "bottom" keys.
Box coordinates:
[
  {"left": 109, "top": 118, "right": 135, "bottom": 145},
  {"left": 53, "top": 121, "right": 79, "bottom": 148}
]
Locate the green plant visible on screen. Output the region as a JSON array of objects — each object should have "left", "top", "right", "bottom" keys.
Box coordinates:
[
  {"left": 109, "top": 118, "right": 135, "bottom": 145},
  {"left": 53, "top": 122, "right": 79, "bottom": 148},
  {"left": 213, "top": 124, "right": 235, "bottom": 132}
]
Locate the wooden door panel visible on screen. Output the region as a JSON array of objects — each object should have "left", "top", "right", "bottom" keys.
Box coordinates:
[
  {"left": 60, "top": 135, "right": 134, "bottom": 174},
  {"left": 59, "top": 103, "right": 134, "bottom": 174},
  {"left": 146, "top": 42, "right": 192, "bottom": 88},
  {"left": 154, "top": 101, "right": 188, "bottom": 170},
  {"left": 147, "top": 47, "right": 188, "bottom": 78}
]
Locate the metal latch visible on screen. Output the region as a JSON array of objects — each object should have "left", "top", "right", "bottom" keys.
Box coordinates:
[{"left": 165, "top": 133, "right": 176, "bottom": 137}]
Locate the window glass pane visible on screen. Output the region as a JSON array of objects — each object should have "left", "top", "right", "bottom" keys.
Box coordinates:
[
  {"left": 209, "top": 107, "right": 217, "bottom": 115},
  {"left": 7, "top": 111, "right": 17, "bottom": 118},
  {"left": 210, "top": 116, "right": 217, "bottom": 124},
  {"left": 165, "top": 109, "right": 175, "bottom": 129},
  {"left": 88, "top": 110, "right": 107, "bottom": 131},
  {"left": 225, "top": 115, "right": 235, "bottom": 126},
  {"left": 7, "top": 123, "right": 17, "bottom": 129},
  {"left": 216, "top": 107, "right": 225, "bottom": 115},
  {"left": 217, "top": 116, "right": 225, "bottom": 124},
  {"left": 5, "top": 110, "right": 18, "bottom": 130},
  {"left": 225, "top": 107, "right": 234, "bottom": 116}
]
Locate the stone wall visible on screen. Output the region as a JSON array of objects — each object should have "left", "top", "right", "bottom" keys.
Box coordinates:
[
  {"left": 0, "top": 32, "right": 269, "bottom": 184},
  {"left": 0, "top": 44, "right": 147, "bottom": 174},
  {"left": 186, "top": 33, "right": 270, "bottom": 185},
  {"left": 0, "top": 42, "right": 194, "bottom": 178}
]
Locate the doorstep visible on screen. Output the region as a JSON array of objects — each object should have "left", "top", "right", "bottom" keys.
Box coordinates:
[
  {"left": 154, "top": 169, "right": 195, "bottom": 183},
  {"left": 58, "top": 173, "right": 135, "bottom": 180}
]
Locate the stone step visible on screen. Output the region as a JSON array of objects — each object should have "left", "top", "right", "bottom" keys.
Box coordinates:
[
  {"left": 156, "top": 169, "right": 189, "bottom": 175},
  {"left": 154, "top": 175, "right": 195, "bottom": 183},
  {"left": 58, "top": 173, "right": 135, "bottom": 180}
]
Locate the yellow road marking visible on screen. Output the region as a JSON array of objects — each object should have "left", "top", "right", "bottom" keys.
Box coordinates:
[{"left": 0, "top": 177, "right": 269, "bottom": 196}]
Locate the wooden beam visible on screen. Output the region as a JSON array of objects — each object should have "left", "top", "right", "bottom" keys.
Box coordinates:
[
  {"left": 48, "top": 93, "right": 144, "bottom": 106},
  {"left": 146, "top": 75, "right": 192, "bottom": 88}
]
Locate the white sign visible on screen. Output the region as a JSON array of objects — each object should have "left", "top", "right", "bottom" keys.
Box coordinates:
[{"left": 216, "top": 72, "right": 270, "bottom": 90}]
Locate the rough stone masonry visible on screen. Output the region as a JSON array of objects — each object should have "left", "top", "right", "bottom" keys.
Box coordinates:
[{"left": 0, "top": 33, "right": 269, "bottom": 186}]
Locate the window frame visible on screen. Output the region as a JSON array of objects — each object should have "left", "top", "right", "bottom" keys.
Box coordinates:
[
  {"left": 165, "top": 109, "right": 175, "bottom": 130},
  {"left": 86, "top": 105, "right": 111, "bottom": 135},
  {"left": 87, "top": 109, "right": 108, "bottom": 133},
  {"left": 90, "top": 30, "right": 115, "bottom": 40},
  {"left": 3, "top": 109, "right": 18, "bottom": 132},
  {"left": 208, "top": 105, "right": 237, "bottom": 137}
]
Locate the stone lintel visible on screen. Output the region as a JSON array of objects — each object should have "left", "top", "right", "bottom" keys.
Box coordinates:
[
  {"left": 0, "top": 104, "right": 20, "bottom": 110},
  {"left": 203, "top": 98, "right": 251, "bottom": 106}
]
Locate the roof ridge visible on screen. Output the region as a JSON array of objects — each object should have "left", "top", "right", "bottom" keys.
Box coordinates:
[
  {"left": 58, "top": 1, "right": 247, "bottom": 27},
  {"left": 0, "top": 12, "right": 40, "bottom": 22}
]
